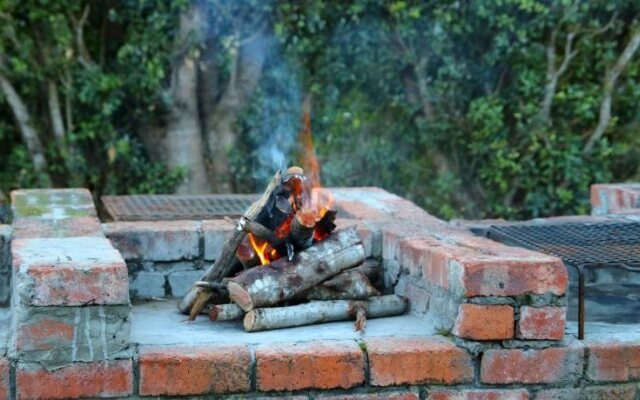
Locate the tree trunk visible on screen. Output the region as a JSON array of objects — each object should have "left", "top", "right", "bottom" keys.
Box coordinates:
[
  {"left": 204, "top": 31, "right": 267, "bottom": 193},
  {"left": 0, "top": 69, "right": 51, "bottom": 187},
  {"left": 165, "top": 3, "right": 212, "bottom": 194}
]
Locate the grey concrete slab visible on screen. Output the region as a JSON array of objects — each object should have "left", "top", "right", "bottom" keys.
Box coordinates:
[{"left": 132, "top": 300, "right": 438, "bottom": 346}]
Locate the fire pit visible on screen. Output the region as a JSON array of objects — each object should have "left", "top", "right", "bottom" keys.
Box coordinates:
[{"left": 2, "top": 184, "right": 639, "bottom": 399}]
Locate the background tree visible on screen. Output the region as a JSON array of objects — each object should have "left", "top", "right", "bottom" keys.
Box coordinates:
[{"left": 1, "top": 0, "right": 639, "bottom": 220}]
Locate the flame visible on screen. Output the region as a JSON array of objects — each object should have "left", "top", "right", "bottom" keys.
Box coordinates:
[{"left": 248, "top": 233, "right": 270, "bottom": 266}]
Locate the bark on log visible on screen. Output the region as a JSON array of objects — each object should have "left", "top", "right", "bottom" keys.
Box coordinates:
[
  {"left": 243, "top": 295, "right": 408, "bottom": 332},
  {"left": 228, "top": 227, "right": 365, "bottom": 311},
  {"left": 209, "top": 303, "right": 244, "bottom": 321},
  {"left": 178, "top": 170, "right": 283, "bottom": 317},
  {"left": 303, "top": 269, "right": 379, "bottom": 301}
]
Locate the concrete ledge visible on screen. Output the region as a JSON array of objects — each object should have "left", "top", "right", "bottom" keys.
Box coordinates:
[{"left": 11, "top": 189, "right": 96, "bottom": 220}]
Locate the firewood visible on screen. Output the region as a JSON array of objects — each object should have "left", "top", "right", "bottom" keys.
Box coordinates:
[
  {"left": 302, "top": 269, "right": 380, "bottom": 301},
  {"left": 209, "top": 303, "right": 244, "bottom": 321},
  {"left": 178, "top": 170, "right": 283, "bottom": 317},
  {"left": 227, "top": 227, "right": 365, "bottom": 311},
  {"left": 288, "top": 208, "right": 316, "bottom": 249},
  {"left": 236, "top": 240, "right": 260, "bottom": 269},
  {"left": 243, "top": 295, "right": 408, "bottom": 332},
  {"left": 239, "top": 219, "right": 283, "bottom": 248}
]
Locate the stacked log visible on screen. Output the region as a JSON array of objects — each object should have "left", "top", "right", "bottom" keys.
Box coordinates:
[{"left": 179, "top": 167, "right": 407, "bottom": 332}]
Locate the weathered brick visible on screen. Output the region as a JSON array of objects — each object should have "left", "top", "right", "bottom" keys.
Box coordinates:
[
  {"left": 428, "top": 389, "right": 529, "bottom": 400},
  {"left": 168, "top": 270, "right": 202, "bottom": 297},
  {"left": 256, "top": 341, "right": 364, "bottom": 391},
  {"left": 591, "top": 183, "right": 640, "bottom": 215},
  {"left": 11, "top": 304, "right": 130, "bottom": 362},
  {"left": 332, "top": 188, "right": 395, "bottom": 221},
  {"left": 320, "top": 391, "right": 419, "bottom": 400},
  {"left": 139, "top": 345, "right": 250, "bottom": 396},
  {"left": 0, "top": 359, "right": 9, "bottom": 400},
  {"left": 11, "top": 237, "right": 129, "bottom": 306},
  {"left": 366, "top": 337, "right": 473, "bottom": 386},
  {"left": 202, "top": 219, "right": 234, "bottom": 260},
  {"left": 15, "top": 360, "right": 132, "bottom": 399},
  {"left": 460, "top": 256, "right": 568, "bottom": 297},
  {"left": 11, "top": 188, "right": 96, "bottom": 220},
  {"left": 453, "top": 304, "right": 514, "bottom": 340},
  {"left": 481, "top": 345, "right": 584, "bottom": 384},
  {"left": 517, "top": 306, "right": 565, "bottom": 340},
  {"left": 12, "top": 216, "right": 102, "bottom": 239},
  {"left": 405, "top": 281, "right": 430, "bottom": 314},
  {"left": 104, "top": 220, "right": 200, "bottom": 261},
  {"left": 586, "top": 341, "right": 640, "bottom": 382},
  {"left": 130, "top": 271, "right": 166, "bottom": 299},
  {"left": 534, "top": 384, "right": 637, "bottom": 400}
]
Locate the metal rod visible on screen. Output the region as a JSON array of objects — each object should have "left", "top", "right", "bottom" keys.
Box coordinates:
[{"left": 577, "top": 265, "right": 585, "bottom": 340}]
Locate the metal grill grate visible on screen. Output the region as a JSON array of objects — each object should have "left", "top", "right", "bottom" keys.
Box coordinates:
[
  {"left": 488, "top": 221, "right": 640, "bottom": 339},
  {"left": 488, "top": 222, "right": 640, "bottom": 267},
  {"left": 101, "top": 194, "right": 259, "bottom": 221}
]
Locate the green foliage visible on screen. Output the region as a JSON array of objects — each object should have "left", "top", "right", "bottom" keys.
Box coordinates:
[{"left": 2, "top": 0, "right": 640, "bottom": 220}]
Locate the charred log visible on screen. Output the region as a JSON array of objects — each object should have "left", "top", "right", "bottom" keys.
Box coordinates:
[{"left": 227, "top": 227, "right": 365, "bottom": 311}]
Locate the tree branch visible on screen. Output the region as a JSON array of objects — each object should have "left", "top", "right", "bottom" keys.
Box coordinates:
[
  {"left": 0, "top": 55, "right": 51, "bottom": 186},
  {"left": 70, "top": 4, "right": 95, "bottom": 69},
  {"left": 539, "top": 28, "right": 577, "bottom": 126},
  {"left": 583, "top": 26, "right": 640, "bottom": 153}
]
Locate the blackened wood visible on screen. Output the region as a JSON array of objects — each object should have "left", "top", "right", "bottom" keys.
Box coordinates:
[
  {"left": 288, "top": 209, "right": 316, "bottom": 249},
  {"left": 178, "top": 170, "right": 283, "bottom": 317},
  {"left": 228, "top": 227, "right": 365, "bottom": 311}
]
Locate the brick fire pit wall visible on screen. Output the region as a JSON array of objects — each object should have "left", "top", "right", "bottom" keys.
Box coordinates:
[{"left": 0, "top": 187, "right": 638, "bottom": 399}]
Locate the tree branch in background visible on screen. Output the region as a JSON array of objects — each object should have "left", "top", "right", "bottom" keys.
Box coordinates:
[
  {"left": 539, "top": 28, "right": 577, "bottom": 126},
  {"left": 70, "top": 4, "right": 95, "bottom": 69},
  {"left": 0, "top": 56, "right": 51, "bottom": 187},
  {"left": 584, "top": 26, "right": 640, "bottom": 154}
]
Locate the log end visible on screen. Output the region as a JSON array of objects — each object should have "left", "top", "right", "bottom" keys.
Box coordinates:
[
  {"left": 228, "top": 281, "right": 254, "bottom": 311},
  {"left": 243, "top": 310, "right": 258, "bottom": 332},
  {"left": 177, "top": 286, "right": 201, "bottom": 315}
]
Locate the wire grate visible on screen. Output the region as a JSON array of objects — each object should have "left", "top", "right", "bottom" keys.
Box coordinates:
[
  {"left": 101, "top": 194, "right": 259, "bottom": 221},
  {"left": 488, "top": 221, "right": 640, "bottom": 267}
]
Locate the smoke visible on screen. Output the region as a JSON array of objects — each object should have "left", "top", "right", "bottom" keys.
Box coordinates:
[{"left": 249, "top": 40, "right": 302, "bottom": 184}]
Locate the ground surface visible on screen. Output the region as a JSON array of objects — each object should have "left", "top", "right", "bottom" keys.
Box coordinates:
[{"left": 131, "top": 300, "right": 438, "bottom": 345}]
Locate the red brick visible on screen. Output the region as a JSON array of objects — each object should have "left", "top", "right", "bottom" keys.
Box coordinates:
[
  {"left": 586, "top": 341, "right": 640, "bottom": 382},
  {"left": 11, "top": 237, "right": 129, "bottom": 306},
  {"left": 12, "top": 216, "right": 103, "bottom": 239},
  {"left": 453, "top": 304, "right": 514, "bottom": 340},
  {"left": 428, "top": 389, "right": 529, "bottom": 400},
  {"left": 461, "top": 256, "right": 568, "bottom": 297},
  {"left": 517, "top": 306, "right": 565, "bottom": 340},
  {"left": 366, "top": 337, "right": 473, "bottom": 386},
  {"left": 139, "top": 345, "right": 250, "bottom": 396},
  {"left": 320, "top": 392, "right": 419, "bottom": 400},
  {"left": 481, "top": 346, "right": 583, "bottom": 384},
  {"left": 15, "top": 360, "right": 132, "bottom": 399},
  {"left": 535, "top": 384, "right": 637, "bottom": 400},
  {"left": 17, "top": 318, "right": 74, "bottom": 351},
  {"left": 0, "top": 359, "right": 9, "bottom": 400},
  {"left": 256, "top": 341, "right": 364, "bottom": 391}
]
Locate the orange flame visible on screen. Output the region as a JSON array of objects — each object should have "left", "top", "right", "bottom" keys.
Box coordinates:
[
  {"left": 299, "top": 95, "right": 321, "bottom": 189},
  {"left": 248, "top": 233, "right": 270, "bottom": 265}
]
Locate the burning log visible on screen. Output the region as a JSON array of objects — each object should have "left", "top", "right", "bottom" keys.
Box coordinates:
[
  {"left": 227, "top": 227, "right": 365, "bottom": 311},
  {"left": 289, "top": 209, "right": 316, "bottom": 249},
  {"left": 178, "top": 170, "right": 284, "bottom": 318},
  {"left": 208, "top": 303, "right": 244, "bottom": 321},
  {"left": 243, "top": 295, "right": 408, "bottom": 332}
]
